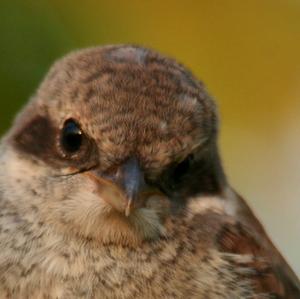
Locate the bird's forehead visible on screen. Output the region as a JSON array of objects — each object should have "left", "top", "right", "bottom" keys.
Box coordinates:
[
  {"left": 35, "top": 46, "right": 215, "bottom": 166},
  {"left": 81, "top": 96, "right": 202, "bottom": 170}
]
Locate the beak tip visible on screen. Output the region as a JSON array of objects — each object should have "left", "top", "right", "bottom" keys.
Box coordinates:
[{"left": 124, "top": 199, "right": 133, "bottom": 217}]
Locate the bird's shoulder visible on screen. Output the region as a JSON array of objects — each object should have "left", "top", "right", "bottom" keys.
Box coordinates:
[{"left": 184, "top": 194, "right": 300, "bottom": 299}]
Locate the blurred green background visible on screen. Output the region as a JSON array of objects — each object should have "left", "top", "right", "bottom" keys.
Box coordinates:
[{"left": 0, "top": 0, "right": 299, "bottom": 275}]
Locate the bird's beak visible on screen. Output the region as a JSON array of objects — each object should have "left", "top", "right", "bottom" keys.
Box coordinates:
[{"left": 84, "top": 157, "right": 154, "bottom": 216}]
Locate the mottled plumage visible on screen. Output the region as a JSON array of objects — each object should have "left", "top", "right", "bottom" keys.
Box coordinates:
[{"left": 0, "top": 45, "right": 299, "bottom": 298}]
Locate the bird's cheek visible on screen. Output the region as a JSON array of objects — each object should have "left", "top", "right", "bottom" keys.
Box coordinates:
[{"left": 60, "top": 179, "right": 113, "bottom": 222}]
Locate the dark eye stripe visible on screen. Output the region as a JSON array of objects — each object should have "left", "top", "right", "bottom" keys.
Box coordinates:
[{"left": 12, "top": 116, "right": 56, "bottom": 157}]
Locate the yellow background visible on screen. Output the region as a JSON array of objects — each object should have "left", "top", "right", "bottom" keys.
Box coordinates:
[{"left": 0, "top": 0, "right": 299, "bottom": 275}]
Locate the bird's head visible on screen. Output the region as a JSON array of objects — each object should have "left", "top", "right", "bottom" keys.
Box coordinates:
[{"left": 2, "top": 45, "right": 226, "bottom": 245}]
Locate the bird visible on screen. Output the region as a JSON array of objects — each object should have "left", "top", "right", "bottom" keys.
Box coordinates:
[{"left": 0, "top": 45, "right": 299, "bottom": 299}]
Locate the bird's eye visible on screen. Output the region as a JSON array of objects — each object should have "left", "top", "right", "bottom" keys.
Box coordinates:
[
  {"left": 173, "top": 154, "right": 194, "bottom": 182},
  {"left": 61, "top": 119, "right": 83, "bottom": 153},
  {"left": 158, "top": 154, "right": 195, "bottom": 195}
]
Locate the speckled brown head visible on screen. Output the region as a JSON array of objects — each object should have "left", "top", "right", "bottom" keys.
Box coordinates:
[{"left": 3, "top": 45, "right": 226, "bottom": 245}]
